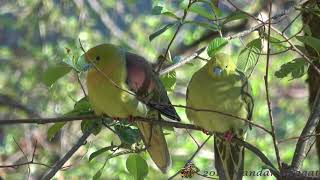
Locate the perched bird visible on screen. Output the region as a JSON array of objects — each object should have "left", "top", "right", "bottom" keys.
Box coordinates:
[
  {"left": 78, "top": 44, "right": 180, "bottom": 173},
  {"left": 186, "top": 53, "right": 253, "bottom": 180}
]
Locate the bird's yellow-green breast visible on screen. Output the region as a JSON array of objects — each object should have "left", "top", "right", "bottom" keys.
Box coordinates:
[
  {"left": 85, "top": 44, "right": 136, "bottom": 117},
  {"left": 186, "top": 54, "right": 249, "bottom": 133}
]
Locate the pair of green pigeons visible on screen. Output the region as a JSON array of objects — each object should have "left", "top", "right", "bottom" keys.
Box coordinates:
[{"left": 78, "top": 44, "right": 253, "bottom": 180}]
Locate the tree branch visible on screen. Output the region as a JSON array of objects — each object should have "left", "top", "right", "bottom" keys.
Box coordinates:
[
  {"left": 41, "top": 131, "right": 91, "bottom": 180},
  {"left": 291, "top": 89, "right": 320, "bottom": 170}
]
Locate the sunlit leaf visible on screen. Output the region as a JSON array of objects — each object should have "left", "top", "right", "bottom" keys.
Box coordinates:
[
  {"left": 149, "top": 23, "right": 177, "bottom": 41},
  {"left": 160, "top": 70, "right": 176, "bottom": 91},
  {"left": 275, "top": 58, "right": 308, "bottom": 79},
  {"left": 207, "top": 37, "right": 228, "bottom": 57},
  {"left": 89, "top": 145, "right": 115, "bottom": 162},
  {"left": 188, "top": 3, "right": 214, "bottom": 20},
  {"left": 47, "top": 122, "right": 66, "bottom": 141},
  {"left": 126, "top": 154, "right": 148, "bottom": 180},
  {"left": 197, "top": 0, "right": 222, "bottom": 17},
  {"left": 42, "top": 64, "right": 72, "bottom": 87},
  {"left": 237, "top": 39, "right": 262, "bottom": 76},
  {"left": 152, "top": 5, "right": 179, "bottom": 19}
]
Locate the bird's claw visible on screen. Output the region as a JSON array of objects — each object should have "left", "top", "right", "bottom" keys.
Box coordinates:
[
  {"left": 224, "top": 130, "right": 234, "bottom": 142},
  {"left": 112, "top": 117, "right": 121, "bottom": 121},
  {"left": 202, "top": 129, "right": 210, "bottom": 135},
  {"left": 128, "top": 115, "right": 134, "bottom": 123}
]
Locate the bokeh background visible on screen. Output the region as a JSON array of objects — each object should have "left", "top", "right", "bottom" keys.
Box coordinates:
[{"left": 0, "top": 0, "right": 317, "bottom": 179}]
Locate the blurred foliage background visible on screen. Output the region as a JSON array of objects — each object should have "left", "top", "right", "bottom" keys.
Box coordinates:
[{"left": 0, "top": 0, "right": 318, "bottom": 179}]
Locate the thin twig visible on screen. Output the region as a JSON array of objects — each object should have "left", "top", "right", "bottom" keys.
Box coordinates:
[
  {"left": 13, "top": 138, "right": 31, "bottom": 179},
  {"left": 156, "top": 0, "right": 194, "bottom": 72},
  {"left": 76, "top": 71, "right": 87, "bottom": 97},
  {"left": 0, "top": 104, "right": 271, "bottom": 135},
  {"left": 264, "top": 0, "right": 282, "bottom": 170},
  {"left": 42, "top": 131, "right": 91, "bottom": 180},
  {"left": 186, "top": 129, "right": 200, "bottom": 147}
]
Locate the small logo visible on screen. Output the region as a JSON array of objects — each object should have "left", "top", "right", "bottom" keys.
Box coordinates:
[{"left": 180, "top": 162, "right": 200, "bottom": 178}]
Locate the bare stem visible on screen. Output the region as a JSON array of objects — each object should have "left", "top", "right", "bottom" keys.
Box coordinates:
[{"left": 264, "top": 0, "right": 282, "bottom": 170}]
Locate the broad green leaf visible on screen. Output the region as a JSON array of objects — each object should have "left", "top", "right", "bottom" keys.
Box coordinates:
[
  {"left": 152, "top": 5, "right": 179, "bottom": 19},
  {"left": 115, "top": 126, "right": 141, "bottom": 145},
  {"left": 237, "top": 39, "right": 262, "bottom": 76},
  {"left": 207, "top": 37, "right": 228, "bottom": 57},
  {"left": 81, "top": 120, "right": 102, "bottom": 135},
  {"left": 42, "top": 64, "right": 72, "bottom": 87},
  {"left": 89, "top": 146, "right": 115, "bottom": 162},
  {"left": 74, "top": 96, "right": 91, "bottom": 112},
  {"left": 304, "top": 24, "right": 312, "bottom": 36},
  {"left": 149, "top": 23, "right": 177, "bottom": 41},
  {"left": 47, "top": 122, "right": 66, "bottom": 141},
  {"left": 160, "top": 70, "right": 176, "bottom": 91},
  {"left": 296, "top": 35, "right": 320, "bottom": 55},
  {"left": 184, "top": 20, "right": 219, "bottom": 31},
  {"left": 275, "top": 58, "right": 308, "bottom": 79},
  {"left": 126, "top": 154, "right": 148, "bottom": 180},
  {"left": 188, "top": 3, "right": 214, "bottom": 20},
  {"left": 223, "top": 11, "right": 248, "bottom": 24},
  {"left": 197, "top": 0, "right": 222, "bottom": 17}
]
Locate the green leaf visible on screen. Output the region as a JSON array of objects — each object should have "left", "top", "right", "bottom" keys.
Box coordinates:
[
  {"left": 207, "top": 37, "right": 228, "bottom": 57},
  {"left": 197, "top": 0, "right": 222, "bottom": 17},
  {"left": 304, "top": 24, "right": 312, "bottom": 36},
  {"left": 188, "top": 3, "right": 214, "bottom": 20},
  {"left": 223, "top": 11, "right": 248, "bottom": 24},
  {"left": 42, "top": 64, "right": 72, "bottom": 87},
  {"left": 81, "top": 120, "right": 102, "bottom": 135},
  {"left": 92, "top": 169, "right": 102, "bottom": 180},
  {"left": 296, "top": 35, "right": 320, "bottom": 55},
  {"left": 275, "top": 58, "right": 308, "bottom": 79},
  {"left": 149, "top": 23, "right": 177, "bottom": 42},
  {"left": 74, "top": 96, "right": 91, "bottom": 112},
  {"left": 184, "top": 20, "right": 219, "bottom": 31},
  {"left": 114, "top": 126, "right": 141, "bottom": 145},
  {"left": 126, "top": 154, "right": 148, "bottom": 180},
  {"left": 237, "top": 39, "right": 262, "bottom": 76},
  {"left": 152, "top": 5, "right": 179, "bottom": 19},
  {"left": 89, "top": 146, "right": 115, "bottom": 162},
  {"left": 160, "top": 70, "right": 176, "bottom": 91},
  {"left": 47, "top": 122, "right": 66, "bottom": 141}
]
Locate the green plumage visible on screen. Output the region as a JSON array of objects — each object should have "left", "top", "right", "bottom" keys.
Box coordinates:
[
  {"left": 82, "top": 44, "right": 180, "bottom": 173},
  {"left": 186, "top": 53, "right": 253, "bottom": 180}
]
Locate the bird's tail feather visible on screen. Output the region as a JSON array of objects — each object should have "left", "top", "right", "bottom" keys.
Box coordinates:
[
  {"left": 214, "top": 137, "right": 244, "bottom": 180},
  {"left": 136, "top": 121, "right": 171, "bottom": 173}
]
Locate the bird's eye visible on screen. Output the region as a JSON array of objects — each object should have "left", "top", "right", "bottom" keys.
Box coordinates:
[
  {"left": 213, "top": 66, "right": 223, "bottom": 76},
  {"left": 96, "top": 56, "right": 100, "bottom": 61}
]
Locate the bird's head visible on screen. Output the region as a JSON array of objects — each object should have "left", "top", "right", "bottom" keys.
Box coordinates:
[
  {"left": 206, "top": 53, "right": 235, "bottom": 79},
  {"left": 77, "top": 44, "right": 124, "bottom": 72}
]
